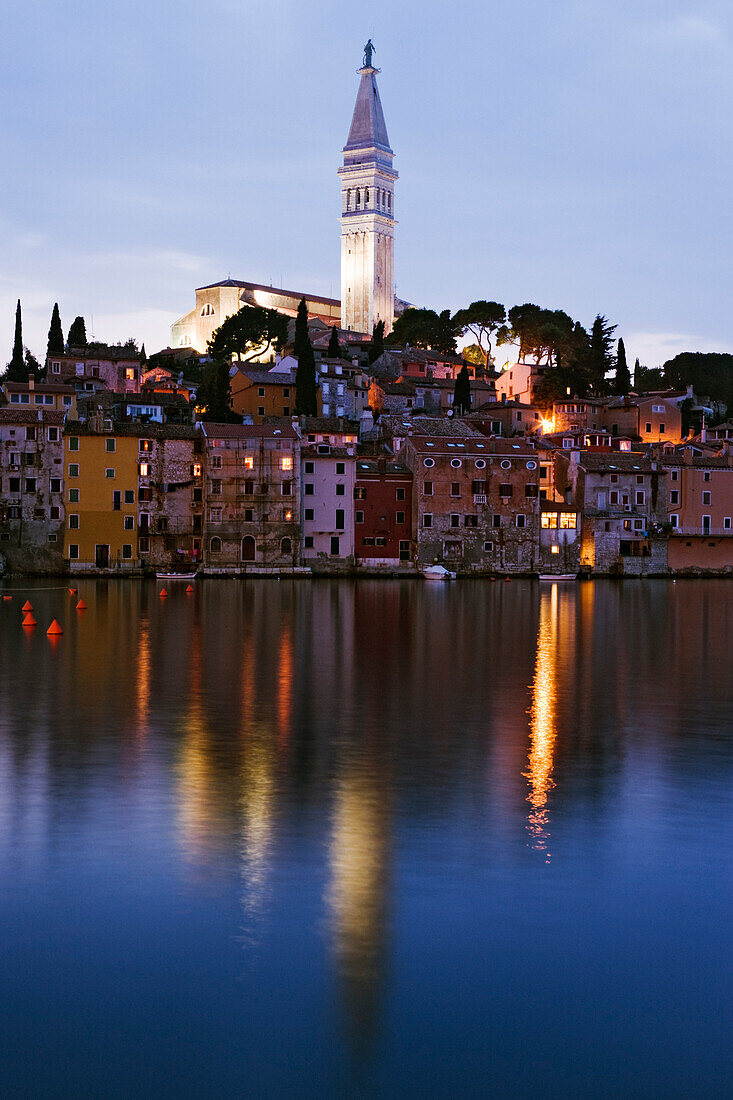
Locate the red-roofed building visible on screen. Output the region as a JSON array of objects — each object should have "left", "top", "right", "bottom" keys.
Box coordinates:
[{"left": 353, "top": 458, "right": 413, "bottom": 565}]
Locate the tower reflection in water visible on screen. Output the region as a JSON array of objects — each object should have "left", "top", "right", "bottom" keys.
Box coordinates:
[{"left": 526, "top": 583, "right": 573, "bottom": 859}]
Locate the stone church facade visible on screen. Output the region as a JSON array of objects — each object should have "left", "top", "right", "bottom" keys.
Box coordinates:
[{"left": 171, "top": 50, "right": 401, "bottom": 353}]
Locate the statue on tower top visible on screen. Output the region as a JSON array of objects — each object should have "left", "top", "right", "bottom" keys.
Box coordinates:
[{"left": 363, "top": 39, "right": 375, "bottom": 68}]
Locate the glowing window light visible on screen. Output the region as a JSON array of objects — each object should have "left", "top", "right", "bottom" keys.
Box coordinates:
[
  {"left": 244, "top": 456, "right": 254, "bottom": 470},
  {"left": 139, "top": 462, "right": 149, "bottom": 477},
  {"left": 281, "top": 456, "right": 293, "bottom": 471}
]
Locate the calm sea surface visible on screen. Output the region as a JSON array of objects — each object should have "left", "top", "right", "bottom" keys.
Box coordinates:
[{"left": 0, "top": 578, "right": 731, "bottom": 1098}]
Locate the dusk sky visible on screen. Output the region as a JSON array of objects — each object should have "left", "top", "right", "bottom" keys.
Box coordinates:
[{"left": 3, "top": 0, "right": 732, "bottom": 367}]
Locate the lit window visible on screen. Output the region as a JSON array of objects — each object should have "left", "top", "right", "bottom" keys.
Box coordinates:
[
  {"left": 560, "top": 513, "right": 577, "bottom": 529},
  {"left": 244, "top": 456, "right": 254, "bottom": 470},
  {"left": 125, "top": 368, "right": 135, "bottom": 381},
  {"left": 192, "top": 463, "right": 202, "bottom": 477},
  {"left": 550, "top": 545, "right": 560, "bottom": 554},
  {"left": 139, "top": 463, "right": 149, "bottom": 477},
  {"left": 281, "top": 456, "right": 292, "bottom": 471},
  {"left": 541, "top": 514, "right": 558, "bottom": 528}
]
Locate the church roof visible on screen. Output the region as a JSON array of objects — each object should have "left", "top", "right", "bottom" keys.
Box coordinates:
[{"left": 344, "top": 69, "right": 392, "bottom": 152}]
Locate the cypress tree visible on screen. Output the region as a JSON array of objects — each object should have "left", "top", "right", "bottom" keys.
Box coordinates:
[
  {"left": 67, "top": 316, "right": 87, "bottom": 348},
  {"left": 615, "top": 338, "right": 631, "bottom": 394},
  {"left": 327, "top": 326, "right": 340, "bottom": 358},
  {"left": 294, "top": 297, "right": 317, "bottom": 416},
  {"left": 6, "top": 300, "right": 26, "bottom": 381},
  {"left": 368, "top": 319, "right": 385, "bottom": 364},
  {"left": 453, "top": 363, "right": 471, "bottom": 415},
  {"left": 634, "top": 357, "right": 640, "bottom": 390},
  {"left": 46, "top": 303, "right": 65, "bottom": 358},
  {"left": 140, "top": 343, "right": 147, "bottom": 365}
]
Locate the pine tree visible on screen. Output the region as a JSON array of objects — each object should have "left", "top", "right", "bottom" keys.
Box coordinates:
[
  {"left": 369, "top": 319, "right": 385, "bottom": 365},
  {"left": 294, "top": 297, "right": 317, "bottom": 416},
  {"left": 327, "top": 326, "right": 340, "bottom": 358},
  {"left": 5, "top": 300, "right": 26, "bottom": 381},
  {"left": 588, "top": 315, "right": 616, "bottom": 395},
  {"left": 67, "top": 316, "right": 87, "bottom": 348},
  {"left": 615, "top": 338, "right": 631, "bottom": 394},
  {"left": 140, "top": 343, "right": 147, "bottom": 366},
  {"left": 46, "top": 303, "right": 64, "bottom": 358},
  {"left": 453, "top": 363, "right": 471, "bottom": 415}
]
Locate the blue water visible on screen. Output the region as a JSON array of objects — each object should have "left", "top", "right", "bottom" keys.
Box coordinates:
[{"left": 0, "top": 579, "right": 731, "bottom": 1097}]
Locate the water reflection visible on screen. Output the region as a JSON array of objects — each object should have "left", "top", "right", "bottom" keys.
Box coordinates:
[{"left": 526, "top": 585, "right": 560, "bottom": 857}]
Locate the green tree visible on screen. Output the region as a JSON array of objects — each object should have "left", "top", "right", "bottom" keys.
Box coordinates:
[
  {"left": 24, "top": 348, "right": 43, "bottom": 381},
  {"left": 46, "top": 303, "right": 64, "bottom": 358},
  {"left": 633, "top": 357, "right": 640, "bottom": 389},
  {"left": 587, "top": 314, "right": 616, "bottom": 394},
  {"left": 452, "top": 300, "right": 506, "bottom": 371},
  {"left": 327, "top": 326, "right": 341, "bottom": 358},
  {"left": 662, "top": 351, "right": 733, "bottom": 412},
  {"left": 294, "top": 297, "right": 318, "bottom": 416},
  {"left": 615, "top": 338, "right": 630, "bottom": 394},
  {"left": 208, "top": 305, "right": 288, "bottom": 364},
  {"left": 67, "top": 316, "right": 87, "bottom": 347},
  {"left": 386, "top": 307, "right": 458, "bottom": 353},
  {"left": 453, "top": 364, "right": 471, "bottom": 415},
  {"left": 5, "top": 300, "right": 25, "bottom": 381},
  {"left": 461, "top": 344, "right": 485, "bottom": 368},
  {"left": 196, "top": 360, "right": 234, "bottom": 421},
  {"left": 368, "top": 319, "right": 385, "bottom": 364},
  {"left": 140, "top": 343, "right": 147, "bottom": 366}
]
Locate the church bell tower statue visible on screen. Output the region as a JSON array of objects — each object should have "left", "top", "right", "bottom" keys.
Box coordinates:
[{"left": 339, "top": 42, "right": 397, "bottom": 335}]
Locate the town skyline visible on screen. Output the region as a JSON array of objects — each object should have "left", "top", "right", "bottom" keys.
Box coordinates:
[{"left": 4, "top": 2, "right": 733, "bottom": 368}]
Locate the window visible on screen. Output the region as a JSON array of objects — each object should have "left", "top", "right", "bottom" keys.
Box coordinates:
[
  {"left": 335, "top": 509, "right": 345, "bottom": 530},
  {"left": 399, "top": 540, "right": 410, "bottom": 561},
  {"left": 24, "top": 478, "right": 36, "bottom": 492},
  {"left": 48, "top": 427, "right": 59, "bottom": 442},
  {"left": 336, "top": 462, "right": 345, "bottom": 475},
  {"left": 336, "top": 484, "right": 345, "bottom": 496},
  {"left": 610, "top": 491, "right": 619, "bottom": 505},
  {"left": 124, "top": 516, "right": 134, "bottom": 530},
  {"left": 193, "top": 487, "right": 202, "bottom": 503},
  {"left": 281, "top": 456, "right": 292, "bottom": 471},
  {"left": 113, "top": 491, "right": 121, "bottom": 511},
  {"left": 305, "top": 483, "right": 314, "bottom": 495},
  {"left": 636, "top": 475, "right": 644, "bottom": 484},
  {"left": 525, "top": 484, "right": 539, "bottom": 497},
  {"left": 702, "top": 515, "right": 711, "bottom": 534},
  {"left": 670, "top": 490, "right": 679, "bottom": 505},
  {"left": 156, "top": 518, "right": 168, "bottom": 533},
  {"left": 26, "top": 426, "right": 36, "bottom": 441},
  {"left": 560, "top": 513, "right": 577, "bottom": 529},
  {"left": 703, "top": 471, "right": 711, "bottom": 483},
  {"left": 450, "top": 482, "right": 460, "bottom": 497},
  {"left": 450, "top": 458, "right": 462, "bottom": 468},
  {"left": 139, "top": 537, "right": 149, "bottom": 552},
  {"left": 68, "top": 514, "right": 79, "bottom": 529},
  {"left": 483, "top": 541, "right": 493, "bottom": 552},
  {"left": 423, "top": 458, "right": 435, "bottom": 468},
  {"left": 636, "top": 490, "right": 646, "bottom": 505},
  {"left": 106, "top": 438, "right": 116, "bottom": 452},
  {"left": 139, "top": 462, "right": 149, "bottom": 477},
  {"left": 492, "top": 515, "right": 501, "bottom": 528},
  {"left": 330, "top": 536, "right": 340, "bottom": 555},
  {"left": 396, "top": 511, "right": 405, "bottom": 524},
  {"left": 659, "top": 424, "right": 665, "bottom": 434},
  {"left": 356, "top": 510, "right": 364, "bottom": 524},
  {"left": 211, "top": 455, "right": 222, "bottom": 469},
  {"left": 68, "top": 544, "right": 79, "bottom": 560},
  {"left": 451, "top": 514, "right": 460, "bottom": 528},
  {"left": 211, "top": 479, "right": 222, "bottom": 495},
  {"left": 210, "top": 536, "right": 222, "bottom": 553},
  {"left": 192, "top": 463, "right": 202, "bottom": 477},
  {"left": 281, "top": 537, "right": 292, "bottom": 556},
  {"left": 464, "top": 514, "right": 478, "bottom": 527},
  {"left": 725, "top": 517, "right": 732, "bottom": 530},
  {"left": 50, "top": 478, "right": 61, "bottom": 493},
  {"left": 423, "top": 481, "right": 433, "bottom": 497},
  {"left": 282, "top": 480, "right": 292, "bottom": 496},
  {"left": 105, "top": 468, "right": 115, "bottom": 479},
  {"left": 244, "top": 480, "right": 254, "bottom": 495},
  {"left": 305, "top": 508, "right": 314, "bottom": 521},
  {"left": 209, "top": 507, "right": 222, "bottom": 523},
  {"left": 304, "top": 536, "right": 314, "bottom": 549},
  {"left": 123, "top": 490, "right": 134, "bottom": 504},
  {"left": 499, "top": 484, "right": 512, "bottom": 497},
  {"left": 354, "top": 486, "right": 366, "bottom": 499},
  {"left": 702, "top": 491, "right": 711, "bottom": 505},
  {"left": 68, "top": 437, "right": 79, "bottom": 451},
  {"left": 7, "top": 477, "right": 19, "bottom": 493},
  {"left": 363, "top": 537, "right": 375, "bottom": 546},
  {"left": 258, "top": 387, "right": 265, "bottom": 397},
  {"left": 516, "top": 514, "right": 526, "bottom": 528},
  {"left": 138, "top": 487, "right": 152, "bottom": 503},
  {"left": 645, "top": 423, "right": 652, "bottom": 433},
  {"left": 610, "top": 474, "right": 619, "bottom": 484},
  {"left": 305, "top": 461, "right": 315, "bottom": 474},
  {"left": 139, "top": 439, "right": 151, "bottom": 453},
  {"left": 671, "top": 469, "right": 679, "bottom": 481},
  {"left": 52, "top": 362, "right": 61, "bottom": 374},
  {"left": 669, "top": 514, "right": 678, "bottom": 528},
  {"left": 423, "top": 513, "right": 433, "bottom": 528},
  {"left": 541, "top": 514, "right": 558, "bottom": 528}
]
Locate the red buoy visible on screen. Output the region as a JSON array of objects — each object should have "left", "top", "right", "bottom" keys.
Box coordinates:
[
  {"left": 159, "top": 588, "right": 168, "bottom": 598},
  {"left": 68, "top": 587, "right": 77, "bottom": 594},
  {"left": 46, "top": 619, "right": 63, "bottom": 636},
  {"left": 22, "top": 600, "right": 33, "bottom": 612},
  {"left": 22, "top": 612, "right": 37, "bottom": 627},
  {"left": 76, "top": 598, "right": 87, "bottom": 611},
  {"left": 186, "top": 584, "right": 194, "bottom": 593},
  {"left": 2, "top": 595, "right": 12, "bottom": 601}
]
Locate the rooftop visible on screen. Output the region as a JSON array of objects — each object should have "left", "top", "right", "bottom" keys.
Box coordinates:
[{"left": 201, "top": 422, "right": 299, "bottom": 441}]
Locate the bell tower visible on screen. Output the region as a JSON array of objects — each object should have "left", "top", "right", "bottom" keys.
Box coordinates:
[{"left": 339, "top": 43, "right": 397, "bottom": 335}]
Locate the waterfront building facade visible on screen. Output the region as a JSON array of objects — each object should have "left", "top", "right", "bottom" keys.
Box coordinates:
[
  {"left": 300, "top": 444, "right": 356, "bottom": 562},
  {"left": 65, "top": 425, "right": 140, "bottom": 571},
  {"left": 353, "top": 457, "right": 413, "bottom": 565},
  {"left": 0, "top": 408, "right": 66, "bottom": 573}
]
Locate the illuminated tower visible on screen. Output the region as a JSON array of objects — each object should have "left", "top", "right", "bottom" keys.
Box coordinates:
[{"left": 339, "top": 45, "right": 397, "bottom": 335}]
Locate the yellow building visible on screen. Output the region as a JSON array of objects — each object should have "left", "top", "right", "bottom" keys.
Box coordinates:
[{"left": 65, "top": 426, "right": 140, "bottom": 570}]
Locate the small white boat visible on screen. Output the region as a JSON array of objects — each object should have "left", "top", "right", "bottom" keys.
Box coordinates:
[
  {"left": 423, "top": 565, "right": 457, "bottom": 581},
  {"left": 539, "top": 574, "right": 576, "bottom": 581},
  {"left": 155, "top": 571, "right": 198, "bottom": 581}
]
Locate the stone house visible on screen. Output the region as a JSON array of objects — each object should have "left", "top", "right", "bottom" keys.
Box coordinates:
[
  {"left": 539, "top": 502, "right": 581, "bottom": 575},
  {"left": 201, "top": 423, "right": 300, "bottom": 571},
  {"left": 556, "top": 451, "right": 668, "bottom": 574},
  {"left": 661, "top": 453, "right": 733, "bottom": 572},
  {"left": 3, "top": 379, "right": 77, "bottom": 416},
  {"left": 398, "top": 436, "right": 542, "bottom": 574},
  {"left": 134, "top": 425, "right": 204, "bottom": 568},
  {"left": 300, "top": 444, "right": 356, "bottom": 562},
  {"left": 0, "top": 408, "right": 66, "bottom": 573},
  {"left": 45, "top": 344, "right": 142, "bottom": 394},
  {"left": 230, "top": 368, "right": 298, "bottom": 422}
]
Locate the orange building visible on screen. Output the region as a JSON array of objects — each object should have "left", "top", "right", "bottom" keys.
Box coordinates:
[{"left": 230, "top": 368, "right": 305, "bottom": 422}]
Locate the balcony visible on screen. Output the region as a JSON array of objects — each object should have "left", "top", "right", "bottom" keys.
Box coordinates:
[{"left": 473, "top": 494, "right": 487, "bottom": 505}]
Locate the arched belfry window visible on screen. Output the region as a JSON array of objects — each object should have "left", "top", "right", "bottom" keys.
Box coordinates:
[
  {"left": 346, "top": 189, "right": 351, "bottom": 210},
  {"left": 356, "top": 188, "right": 361, "bottom": 206},
  {"left": 365, "top": 187, "right": 369, "bottom": 204}
]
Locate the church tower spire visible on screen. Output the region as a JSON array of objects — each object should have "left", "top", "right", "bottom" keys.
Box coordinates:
[{"left": 339, "top": 43, "right": 397, "bottom": 335}]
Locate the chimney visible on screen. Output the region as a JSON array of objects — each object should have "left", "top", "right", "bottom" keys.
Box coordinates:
[
  {"left": 377, "top": 456, "right": 387, "bottom": 473},
  {"left": 28, "top": 378, "right": 35, "bottom": 391}
]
